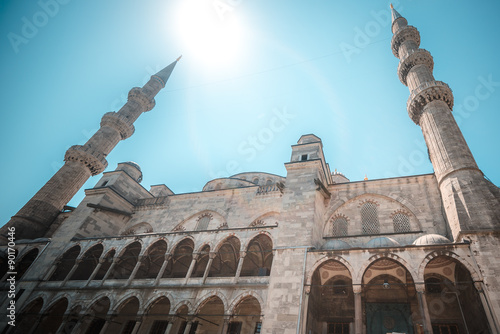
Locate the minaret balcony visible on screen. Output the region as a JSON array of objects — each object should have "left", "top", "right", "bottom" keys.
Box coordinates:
[
  {"left": 406, "top": 81, "right": 454, "bottom": 124},
  {"left": 128, "top": 87, "right": 156, "bottom": 111},
  {"left": 101, "top": 112, "right": 135, "bottom": 140},
  {"left": 391, "top": 25, "right": 420, "bottom": 58},
  {"left": 397, "top": 49, "right": 434, "bottom": 86},
  {"left": 64, "top": 145, "right": 108, "bottom": 175}
]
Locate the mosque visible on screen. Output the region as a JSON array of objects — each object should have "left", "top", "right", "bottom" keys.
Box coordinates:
[{"left": 1, "top": 5, "right": 499, "bottom": 334}]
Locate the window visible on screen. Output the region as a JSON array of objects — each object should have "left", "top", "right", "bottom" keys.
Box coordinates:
[
  {"left": 253, "top": 177, "right": 259, "bottom": 184},
  {"left": 196, "top": 215, "right": 211, "bottom": 231},
  {"left": 301, "top": 154, "right": 308, "bottom": 161},
  {"left": 228, "top": 322, "right": 242, "bottom": 334},
  {"left": 327, "top": 323, "right": 349, "bottom": 333},
  {"left": 254, "top": 322, "right": 262, "bottom": 334},
  {"left": 149, "top": 320, "right": 169, "bottom": 334},
  {"left": 361, "top": 202, "right": 379, "bottom": 234},
  {"left": 121, "top": 320, "right": 136, "bottom": 334},
  {"left": 265, "top": 179, "right": 273, "bottom": 186},
  {"left": 432, "top": 324, "right": 459, "bottom": 334},
  {"left": 101, "top": 180, "right": 108, "bottom": 187},
  {"left": 332, "top": 217, "right": 348, "bottom": 237},
  {"left": 393, "top": 212, "right": 411, "bottom": 232}
]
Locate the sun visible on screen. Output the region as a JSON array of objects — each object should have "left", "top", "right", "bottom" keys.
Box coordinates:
[{"left": 174, "top": 0, "right": 247, "bottom": 67}]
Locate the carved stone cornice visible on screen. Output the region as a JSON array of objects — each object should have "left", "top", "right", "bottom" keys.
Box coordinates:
[
  {"left": 128, "top": 87, "right": 155, "bottom": 111},
  {"left": 407, "top": 81, "right": 454, "bottom": 125},
  {"left": 64, "top": 145, "right": 107, "bottom": 175},
  {"left": 391, "top": 25, "right": 420, "bottom": 58},
  {"left": 101, "top": 112, "right": 135, "bottom": 139},
  {"left": 397, "top": 49, "right": 434, "bottom": 86}
]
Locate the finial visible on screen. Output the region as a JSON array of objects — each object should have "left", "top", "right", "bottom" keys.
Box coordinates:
[
  {"left": 364, "top": 174, "right": 368, "bottom": 181},
  {"left": 176, "top": 55, "right": 182, "bottom": 62},
  {"left": 390, "top": 3, "right": 393, "bottom": 9}
]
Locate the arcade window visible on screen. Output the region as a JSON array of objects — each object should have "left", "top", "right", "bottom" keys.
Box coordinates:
[
  {"left": 432, "top": 323, "right": 459, "bottom": 334},
  {"left": 327, "top": 323, "right": 349, "bottom": 333}
]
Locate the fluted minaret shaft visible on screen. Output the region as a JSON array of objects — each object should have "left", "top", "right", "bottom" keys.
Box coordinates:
[
  {"left": 0, "top": 59, "right": 180, "bottom": 242},
  {"left": 390, "top": 6, "right": 500, "bottom": 240}
]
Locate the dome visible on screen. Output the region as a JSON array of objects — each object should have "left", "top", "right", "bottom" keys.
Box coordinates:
[
  {"left": 365, "top": 237, "right": 401, "bottom": 248},
  {"left": 321, "top": 239, "right": 351, "bottom": 250},
  {"left": 122, "top": 161, "right": 141, "bottom": 171},
  {"left": 413, "top": 234, "right": 451, "bottom": 246}
]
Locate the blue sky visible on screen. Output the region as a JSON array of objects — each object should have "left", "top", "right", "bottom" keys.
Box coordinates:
[{"left": 1, "top": 0, "right": 499, "bottom": 226}]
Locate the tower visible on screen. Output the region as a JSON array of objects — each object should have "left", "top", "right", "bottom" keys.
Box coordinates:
[
  {"left": 390, "top": 5, "right": 500, "bottom": 240},
  {"left": 0, "top": 57, "right": 180, "bottom": 243}
]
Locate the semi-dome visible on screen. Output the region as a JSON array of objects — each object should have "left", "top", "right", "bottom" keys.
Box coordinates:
[
  {"left": 365, "top": 237, "right": 401, "bottom": 248},
  {"left": 321, "top": 239, "right": 351, "bottom": 250},
  {"left": 413, "top": 234, "right": 451, "bottom": 246}
]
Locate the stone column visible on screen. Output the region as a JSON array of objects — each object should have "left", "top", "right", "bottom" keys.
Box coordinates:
[
  {"left": 202, "top": 252, "right": 216, "bottom": 284},
  {"left": 353, "top": 285, "right": 362, "bottom": 334},
  {"left": 163, "top": 316, "right": 175, "bottom": 334},
  {"left": 182, "top": 319, "right": 193, "bottom": 334},
  {"left": 126, "top": 255, "right": 145, "bottom": 285},
  {"left": 218, "top": 316, "right": 230, "bottom": 334},
  {"left": 155, "top": 254, "right": 171, "bottom": 285},
  {"left": 100, "top": 256, "right": 120, "bottom": 285},
  {"left": 130, "top": 315, "right": 143, "bottom": 334},
  {"left": 300, "top": 286, "right": 311, "bottom": 334},
  {"left": 85, "top": 256, "right": 106, "bottom": 286},
  {"left": 98, "top": 314, "right": 116, "bottom": 334},
  {"left": 415, "top": 283, "right": 432, "bottom": 334},
  {"left": 61, "top": 259, "right": 82, "bottom": 286},
  {"left": 43, "top": 260, "right": 61, "bottom": 280},
  {"left": 474, "top": 282, "right": 500, "bottom": 333},
  {"left": 233, "top": 251, "right": 246, "bottom": 282},
  {"left": 184, "top": 253, "right": 199, "bottom": 283}
]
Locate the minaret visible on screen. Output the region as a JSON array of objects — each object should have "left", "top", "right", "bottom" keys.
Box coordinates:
[
  {"left": 0, "top": 57, "right": 181, "bottom": 242},
  {"left": 390, "top": 5, "right": 500, "bottom": 240}
]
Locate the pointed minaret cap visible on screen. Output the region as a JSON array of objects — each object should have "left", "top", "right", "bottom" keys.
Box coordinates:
[
  {"left": 390, "top": 4, "right": 407, "bottom": 33},
  {"left": 152, "top": 56, "right": 181, "bottom": 88}
]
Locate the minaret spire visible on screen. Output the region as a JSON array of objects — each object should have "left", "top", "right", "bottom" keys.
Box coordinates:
[
  {"left": 0, "top": 58, "right": 180, "bottom": 243},
  {"left": 390, "top": 8, "right": 500, "bottom": 240}
]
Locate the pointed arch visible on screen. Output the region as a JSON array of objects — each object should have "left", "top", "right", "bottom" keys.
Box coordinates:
[
  {"left": 15, "top": 247, "right": 39, "bottom": 280},
  {"left": 70, "top": 243, "right": 103, "bottom": 280},
  {"left": 16, "top": 297, "right": 44, "bottom": 334},
  {"left": 241, "top": 233, "right": 273, "bottom": 276},
  {"left": 416, "top": 249, "right": 481, "bottom": 283},
  {"left": 228, "top": 291, "right": 264, "bottom": 315},
  {"left": 162, "top": 237, "right": 194, "bottom": 278},
  {"left": 355, "top": 252, "right": 416, "bottom": 285},
  {"left": 306, "top": 256, "right": 354, "bottom": 286},
  {"left": 93, "top": 248, "right": 116, "bottom": 280},
  {"left": 35, "top": 297, "right": 68, "bottom": 334},
  {"left": 135, "top": 239, "right": 168, "bottom": 279},
  {"left": 108, "top": 241, "right": 141, "bottom": 279},
  {"left": 209, "top": 235, "right": 241, "bottom": 277},
  {"left": 49, "top": 245, "right": 81, "bottom": 281}
]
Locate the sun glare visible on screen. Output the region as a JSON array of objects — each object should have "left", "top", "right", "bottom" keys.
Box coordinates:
[{"left": 174, "top": 0, "right": 246, "bottom": 67}]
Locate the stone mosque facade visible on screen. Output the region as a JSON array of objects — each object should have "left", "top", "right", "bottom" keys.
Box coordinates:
[{"left": 1, "top": 6, "right": 500, "bottom": 334}]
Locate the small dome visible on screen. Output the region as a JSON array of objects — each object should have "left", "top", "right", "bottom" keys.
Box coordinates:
[
  {"left": 413, "top": 234, "right": 451, "bottom": 246},
  {"left": 321, "top": 239, "right": 351, "bottom": 250},
  {"left": 366, "top": 237, "right": 401, "bottom": 248},
  {"left": 117, "top": 161, "right": 143, "bottom": 182}
]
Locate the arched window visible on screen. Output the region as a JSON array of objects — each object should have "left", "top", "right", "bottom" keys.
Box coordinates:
[
  {"left": 196, "top": 214, "right": 212, "bottom": 231},
  {"left": 393, "top": 213, "right": 411, "bottom": 233},
  {"left": 361, "top": 202, "right": 379, "bottom": 234},
  {"left": 135, "top": 240, "right": 167, "bottom": 279},
  {"left": 108, "top": 242, "right": 141, "bottom": 280},
  {"left": 332, "top": 217, "right": 348, "bottom": 237},
  {"left": 265, "top": 179, "right": 273, "bottom": 186},
  {"left": 252, "top": 177, "right": 259, "bottom": 184},
  {"left": 163, "top": 238, "right": 194, "bottom": 278}
]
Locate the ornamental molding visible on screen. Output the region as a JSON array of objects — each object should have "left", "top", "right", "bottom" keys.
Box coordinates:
[
  {"left": 390, "top": 209, "right": 411, "bottom": 219},
  {"left": 357, "top": 199, "right": 379, "bottom": 208},
  {"left": 391, "top": 25, "right": 420, "bottom": 58},
  {"left": 397, "top": 49, "right": 434, "bottom": 86},
  {"left": 128, "top": 87, "right": 155, "bottom": 111},
  {"left": 101, "top": 112, "right": 135, "bottom": 140},
  {"left": 196, "top": 213, "right": 213, "bottom": 222},
  {"left": 407, "top": 80, "right": 454, "bottom": 125}
]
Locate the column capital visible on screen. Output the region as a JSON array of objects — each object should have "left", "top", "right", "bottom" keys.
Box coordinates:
[
  {"left": 209, "top": 252, "right": 217, "bottom": 259},
  {"left": 304, "top": 285, "right": 311, "bottom": 294},
  {"left": 164, "top": 253, "right": 172, "bottom": 261},
  {"left": 415, "top": 282, "right": 426, "bottom": 293},
  {"left": 98, "top": 257, "right": 107, "bottom": 264},
  {"left": 192, "top": 253, "right": 200, "bottom": 260},
  {"left": 352, "top": 285, "right": 362, "bottom": 294},
  {"left": 239, "top": 251, "right": 247, "bottom": 258}
]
